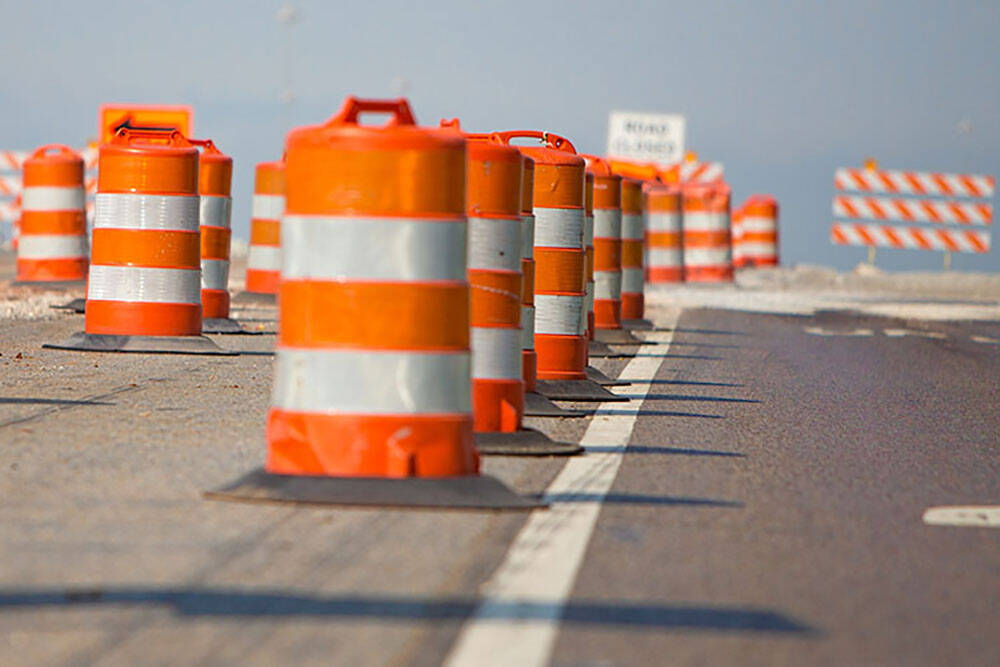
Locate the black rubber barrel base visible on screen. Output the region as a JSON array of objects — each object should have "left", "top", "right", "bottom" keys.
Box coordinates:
[
  {"left": 624, "top": 318, "right": 655, "bottom": 330},
  {"left": 535, "top": 378, "right": 628, "bottom": 402},
  {"left": 588, "top": 340, "right": 634, "bottom": 359},
  {"left": 594, "top": 328, "right": 644, "bottom": 345},
  {"left": 523, "top": 391, "right": 585, "bottom": 418},
  {"left": 475, "top": 428, "right": 583, "bottom": 456},
  {"left": 51, "top": 298, "right": 87, "bottom": 313},
  {"left": 43, "top": 331, "right": 236, "bottom": 355},
  {"left": 12, "top": 279, "right": 85, "bottom": 290},
  {"left": 231, "top": 291, "right": 276, "bottom": 306},
  {"left": 586, "top": 366, "right": 629, "bottom": 387},
  {"left": 205, "top": 468, "right": 543, "bottom": 510},
  {"left": 203, "top": 318, "right": 262, "bottom": 335}
]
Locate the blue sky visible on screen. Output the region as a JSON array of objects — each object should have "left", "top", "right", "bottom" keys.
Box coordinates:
[{"left": 2, "top": 0, "right": 997, "bottom": 271}]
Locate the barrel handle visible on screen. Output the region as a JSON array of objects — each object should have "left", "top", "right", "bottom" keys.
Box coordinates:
[
  {"left": 30, "top": 144, "right": 78, "bottom": 159},
  {"left": 111, "top": 127, "right": 192, "bottom": 147},
  {"left": 491, "top": 130, "right": 576, "bottom": 154},
  {"left": 326, "top": 96, "right": 416, "bottom": 127},
  {"left": 189, "top": 138, "right": 222, "bottom": 155}
]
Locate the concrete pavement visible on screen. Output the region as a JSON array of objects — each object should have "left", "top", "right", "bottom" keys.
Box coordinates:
[{"left": 0, "top": 257, "right": 998, "bottom": 665}]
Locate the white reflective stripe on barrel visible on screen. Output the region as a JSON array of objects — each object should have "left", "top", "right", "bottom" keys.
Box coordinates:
[
  {"left": 594, "top": 271, "right": 622, "bottom": 300},
  {"left": 471, "top": 327, "right": 522, "bottom": 380},
  {"left": 646, "top": 212, "right": 680, "bottom": 232},
  {"left": 282, "top": 215, "right": 466, "bottom": 281},
  {"left": 648, "top": 248, "right": 683, "bottom": 266},
  {"left": 94, "top": 193, "right": 199, "bottom": 232},
  {"left": 201, "top": 259, "right": 230, "bottom": 290},
  {"left": 684, "top": 247, "right": 732, "bottom": 265},
  {"left": 593, "top": 209, "right": 621, "bottom": 238},
  {"left": 21, "top": 186, "right": 85, "bottom": 211},
  {"left": 252, "top": 194, "right": 285, "bottom": 220},
  {"left": 622, "top": 267, "right": 644, "bottom": 293},
  {"left": 273, "top": 348, "right": 472, "bottom": 414},
  {"left": 683, "top": 211, "right": 725, "bottom": 232},
  {"left": 87, "top": 265, "right": 200, "bottom": 304},
  {"left": 534, "top": 207, "right": 584, "bottom": 249},
  {"left": 200, "top": 195, "right": 232, "bottom": 229},
  {"left": 247, "top": 245, "right": 281, "bottom": 271},
  {"left": 17, "top": 234, "right": 88, "bottom": 259},
  {"left": 584, "top": 213, "right": 594, "bottom": 247},
  {"left": 738, "top": 242, "right": 777, "bottom": 258},
  {"left": 521, "top": 305, "right": 535, "bottom": 350},
  {"left": 468, "top": 216, "right": 521, "bottom": 272},
  {"left": 521, "top": 214, "right": 535, "bottom": 259},
  {"left": 741, "top": 216, "right": 776, "bottom": 233},
  {"left": 534, "top": 294, "right": 584, "bottom": 335},
  {"left": 622, "top": 213, "right": 643, "bottom": 240}
]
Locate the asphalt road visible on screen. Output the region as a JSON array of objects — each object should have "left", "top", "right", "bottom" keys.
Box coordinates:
[{"left": 0, "top": 289, "right": 998, "bottom": 665}]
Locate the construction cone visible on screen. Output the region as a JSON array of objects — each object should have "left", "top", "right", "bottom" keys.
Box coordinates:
[
  {"left": 582, "top": 156, "right": 643, "bottom": 352},
  {"left": 621, "top": 177, "right": 653, "bottom": 328},
  {"left": 189, "top": 139, "right": 249, "bottom": 334},
  {"left": 45, "top": 128, "right": 230, "bottom": 355},
  {"left": 645, "top": 182, "right": 684, "bottom": 282},
  {"left": 683, "top": 181, "right": 734, "bottom": 283},
  {"left": 233, "top": 160, "right": 284, "bottom": 305},
  {"left": 493, "top": 131, "right": 625, "bottom": 404},
  {"left": 14, "top": 145, "right": 88, "bottom": 288},
  {"left": 441, "top": 126, "right": 581, "bottom": 455},
  {"left": 208, "top": 97, "right": 537, "bottom": 509}
]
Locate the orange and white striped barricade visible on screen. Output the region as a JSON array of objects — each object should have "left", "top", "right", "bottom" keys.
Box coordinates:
[
  {"left": 620, "top": 177, "right": 652, "bottom": 325},
  {"left": 731, "top": 203, "right": 746, "bottom": 268},
  {"left": 583, "top": 171, "right": 596, "bottom": 344},
  {"left": 518, "top": 155, "right": 585, "bottom": 418},
  {"left": 682, "top": 182, "right": 733, "bottom": 282},
  {"left": 14, "top": 145, "right": 88, "bottom": 286},
  {"left": 208, "top": 97, "right": 535, "bottom": 509},
  {"left": 462, "top": 134, "right": 580, "bottom": 455},
  {"left": 46, "top": 128, "right": 229, "bottom": 355},
  {"left": 583, "top": 155, "right": 641, "bottom": 350},
  {"left": 739, "top": 195, "right": 778, "bottom": 267},
  {"left": 645, "top": 182, "right": 684, "bottom": 282},
  {"left": 236, "top": 160, "right": 285, "bottom": 304},
  {"left": 495, "top": 131, "right": 622, "bottom": 403},
  {"left": 189, "top": 139, "right": 247, "bottom": 334}
]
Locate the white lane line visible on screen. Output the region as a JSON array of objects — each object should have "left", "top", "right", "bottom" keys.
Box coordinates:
[
  {"left": 804, "top": 326, "right": 874, "bottom": 337},
  {"left": 971, "top": 335, "right": 1000, "bottom": 345},
  {"left": 922, "top": 506, "right": 1000, "bottom": 527},
  {"left": 883, "top": 328, "right": 947, "bottom": 339},
  {"left": 444, "top": 310, "right": 679, "bottom": 667}
]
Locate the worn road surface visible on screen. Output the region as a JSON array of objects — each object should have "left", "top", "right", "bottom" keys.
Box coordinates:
[{"left": 0, "top": 263, "right": 998, "bottom": 665}]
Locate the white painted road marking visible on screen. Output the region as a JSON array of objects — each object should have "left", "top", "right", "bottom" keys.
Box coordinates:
[
  {"left": 804, "top": 326, "right": 874, "bottom": 337},
  {"left": 443, "top": 309, "right": 679, "bottom": 667},
  {"left": 971, "top": 335, "right": 1000, "bottom": 345},
  {"left": 883, "top": 328, "right": 947, "bottom": 339},
  {"left": 922, "top": 506, "right": 1000, "bottom": 527}
]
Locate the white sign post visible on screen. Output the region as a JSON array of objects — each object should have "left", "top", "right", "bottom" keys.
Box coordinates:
[{"left": 606, "top": 111, "right": 686, "bottom": 166}]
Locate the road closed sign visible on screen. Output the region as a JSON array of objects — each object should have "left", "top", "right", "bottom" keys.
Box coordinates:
[{"left": 606, "top": 111, "right": 685, "bottom": 166}]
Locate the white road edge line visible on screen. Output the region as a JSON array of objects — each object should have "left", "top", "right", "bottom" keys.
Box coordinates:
[
  {"left": 444, "top": 309, "right": 679, "bottom": 667},
  {"left": 922, "top": 506, "right": 1000, "bottom": 527}
]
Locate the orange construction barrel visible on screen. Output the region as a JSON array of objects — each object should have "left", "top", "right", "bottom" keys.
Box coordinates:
[{"left": 208, "top": 97, "right": 535, "bottom": 509}]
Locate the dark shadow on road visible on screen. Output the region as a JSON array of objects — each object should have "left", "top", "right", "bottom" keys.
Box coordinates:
[
  {"left": 618, "top": 379, "right": 744, "bottom": 388},
  {"left": 585, "top": 445, "right": 745, "bottom": 457},
  {"left": 594, "top": 409, "right": 724, "bottom": 419},
  {"left": 618, "top": 394, "right": 759, "bottom": 404},
  {"left": 0, "top": 588, "right": 814, "bottom": 634},
  {"left": 547, "top": 493, "right": 743, "bottom": 507},
  {"left": 234, "top": 350, "right": 276, "bottom": 357},
  {"left": 646, "top": 327, "right": 748, "bottom": 336},
  {"left": 0, "top": 397, "right": 113, "bottom": 406},
  {"left": 628, "top": 353, "right": 724, "bottom": 360}
]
